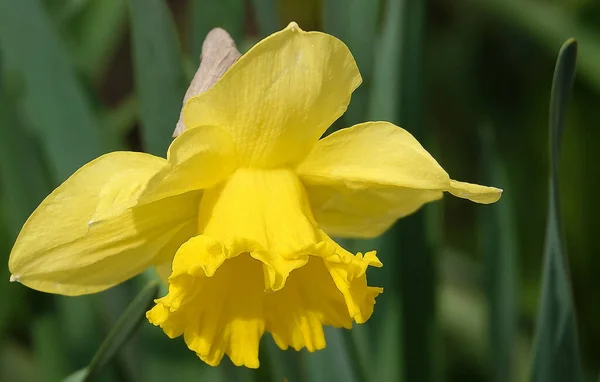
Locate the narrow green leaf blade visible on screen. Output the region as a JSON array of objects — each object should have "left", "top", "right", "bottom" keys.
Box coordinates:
[
  {"left": 480, "top": 125, "right": 518, "bottom": 382},
  {"left": 364, "top": 3, "right": 406, "bottom": 379},
  {"left": 103, "top": 94, "right": 139, "bottom": 143},
  {"left": 322, "top": 0, "right": 380, "bottom": 126},
  {"left": 61, "top": 368, "right": 89, "bottom": 382},
  {"left": 366, "top": 1, "right": 438, "bottom": 381},
  {"left": 0, "top": 342, "right": 40, "bottom": 382},
  {"left": 260, "top": 336, "right": 307, "bottom": 382},
  {"left": 305, "top": 327, "right": 359, "bottom": 382},
  {"left": 85, "top": 281, "right": 161, "bottom": 380},
  {"left": 375, "top": 0, "right": 440, "bottom": 381},
  {"left": 68, "top": 0, "right": 128, "bottom": 80},
  {"left": 0, "top": 78, "right": 51, "bottom": 236},
  {"left": 129, "top": 0, "right": 186, "bottom": 155},
  {"left": 33, "top": 315, "right": 70, "bottom": 382},
  {"left": 531, "top": 38, "right": 582, "bottom": 382},
  {"left": 368, "top": 0, "right": 403, "bottom": 122},
  {"left": 0, "top": 0, "right": 102, "bottom": 180}
]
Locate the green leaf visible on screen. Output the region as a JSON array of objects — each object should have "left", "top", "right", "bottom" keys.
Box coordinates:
[
  {"left": 103, "top": 94, "right": 139, "bottom": 143},
  {"left": 33, "top": 315, "right": 70, "bottom": 382},
  {"left": 305, "top": 327, "right": 359, "bottom": 382},
  {"left": 61, "top": 368, "right": 89, "bottom": 382},
  {"left": 67, "top": 0, "right": 128, "bottom": 80},
  {"left": 82, "top": 281, "right": 161, "bottom": 380},
  {"left": 189, "top": 0, "right": 244, "bottom": 64},
  {"left": 43, "top": 0, "right": 93, "bottom": 25},
  {"left": 368, "top": 0, "right": 440, "bottom": 381},
  {"left": 530, "top": 39, "right": 582, "bottom": 382},
  {"left": 128, "top": 0, "right": 186, "bottom": 155},
  {"left": 397, "top": 3, "right": 442, "bottom": 381},
  {"left": 367, "top": 0, "right": 402, "bottom": 122},
  {"left": 0, "top": 77, "right": 51, "bottom": 236},
  {"left": 479, "top": 125, "right": 518, "bottom": 382},
  {"left": 363, "top": 2, "right": 407, "bottom": 378},
  {"left": 55, "top": 296, "right": 99, "bottom": 368},
  {"left": 260, "top": 336, "right": 307, "bottom": 382},
  {"left": 0, "top": 0, "right": 103, "bottom": 181},
  {"left": 0, "top": 342, "right": 40, "bottom": 382},
  {"left": 322, "top": 0, "right": 380, "bottom": 126},
  {"left": 373, "top": 297, "right": 403, "bottom": 382}
]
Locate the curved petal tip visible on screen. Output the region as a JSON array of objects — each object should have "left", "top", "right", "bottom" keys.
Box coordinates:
[
  {"left": 286, "top": 21, "right": 302, "bottom": 32},
  {"left": 448, "top": 180, "right": 503, "bottom": 204}
]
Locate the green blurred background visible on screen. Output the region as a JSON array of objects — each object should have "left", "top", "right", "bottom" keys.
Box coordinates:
[{"left": 0, "top": 0, "right": 598, "bottom": 381}]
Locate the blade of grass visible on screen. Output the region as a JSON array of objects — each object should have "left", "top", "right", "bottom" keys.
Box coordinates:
[
  {"left": 0, "top": 222, "right": 15, "bottom": 336},
  {"left": 128, "top": 0, "right": 186, "bottom": 155},
  {"left": 322, "top": 0, "right": 380, "bottom": 126},
  {"left": 0, "top": 67, "right": 79, "bottom": 379},
  {"left": 368, "top": 0, "right": 403, "bottom": 122},
  {"left": 0, "top": 77, "right": 51, "bottom": 236},
  {"left": 0, "top": 342, "right": 40, "bottom": 382},
  {"left": 0, "top": 70, "right": 46, "bottom": 336},
  {"left": 364, "top": 2, "right": 407, "bottom": 380},
  {"left": 319, "top": 2, "right": 393, "bottom": 379},
  {"left": 366, "top": 0, "right": 437, "bottom": 380},
  {"left": 0, "top": 0, "right": 103, "bottom": 181},
  {"left": 55, "top": 296, "right": 100, "bottom": 370},
  {"left": 304, "top": 327, "right": 359, "bottom": 382},
  {"left": 530, "top": 38, "right": 582, "bottom": 382},
  {"left": 103, "top": 94, "right": 139, "bottom": 144},
  {"left": 33, "top": 315, "right": 70, "bottom": 382},
  {"left": 373, "top": 297, "right": 403, "bottom": 382},
  {"left": 92, "top": 287, "right": 145, "bottom": 382},
  {"left": 382, "top": 0, "right": 441, "bottom": 381},
  {"left": 67, "top": 0, "right": 128, "bottom": 80},
  {"left": 438, "top": 256, "right": 487, "bottom": 366},
  {"left": 260, "top": 336, "right": 307, "bottom": 382},
  {"left": 60, "top": 281, "right": 161, "bottom": 382},
  {"left": 44, "top": 0, "right": 93, "bottom": 25},
  {"left": 479, "top": 124, "right": 518, "bottom": 382},
  {"left": 61, "top": 369, "right": 89, "bottom": 382},
  {"left": 190, "top": 0, "right": 244, "bottom": 64},
  {"left": 87, "top": 281, "right": 161, "bottom": 379}
]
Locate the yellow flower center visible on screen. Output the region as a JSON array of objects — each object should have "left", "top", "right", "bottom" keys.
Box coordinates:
[
  {"left": 147, "top": 168, "right": 383, "bottom": 368},
  {"left": 197, "top": 168, "right": 319, "bottom": 289}
]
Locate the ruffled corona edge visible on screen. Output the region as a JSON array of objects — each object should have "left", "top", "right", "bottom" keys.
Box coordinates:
[{"left": 147, "top": 233, "right": 382, "bottom": 368}]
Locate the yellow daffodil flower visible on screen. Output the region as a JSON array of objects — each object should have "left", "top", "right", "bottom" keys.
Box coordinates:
[{"left": 8, "top": 22, "right": 501, "bottom": 368}]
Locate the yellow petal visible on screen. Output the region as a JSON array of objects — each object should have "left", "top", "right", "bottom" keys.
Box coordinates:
[
  {"left": 139, "top": 125, "right": 237, "bottom": 204},
  {"left": 302, "top": 182, "right": 444, "bottom": 238},
  {"left": 183, "top": 22, "right": 361, "bottom": 167},
  {"left": 318, "top": 239, "right": 383, "bottom": 324},
  {"left": 447, "top": 179, "right": 501, "bottom": 204},
  {"left": 9, "top": 152, "right": 200, "bottom": 295},
  {"left": 147, "top": 236, "right": 381, "bottom": 368},
  {"left": 296, "top": 122, "right": 502, "bottom": 238}
]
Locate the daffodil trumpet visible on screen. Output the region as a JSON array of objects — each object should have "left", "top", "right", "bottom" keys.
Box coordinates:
[{"left": 8, "top": 22, "right": 501, "bottom": 368}]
